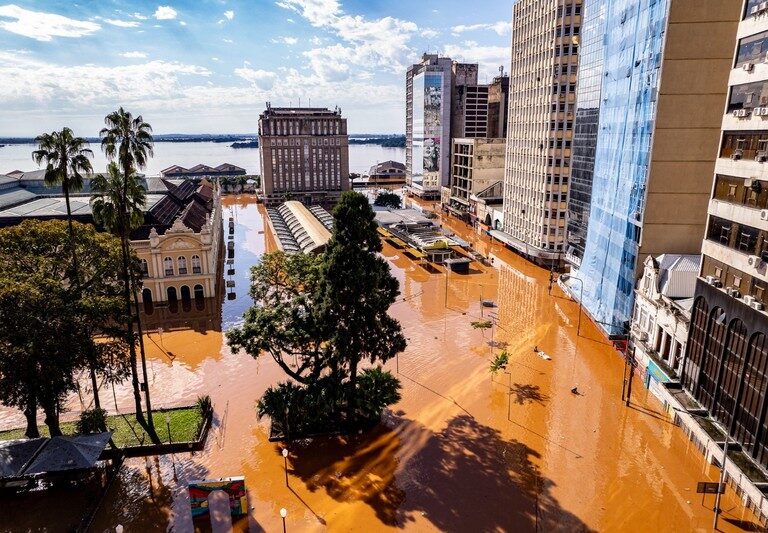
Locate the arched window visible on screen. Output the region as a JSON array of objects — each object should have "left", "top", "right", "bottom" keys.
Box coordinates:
[
  {"left": 191, "top": 255, "right": 202, "bottom": 274},
  {"left": 142, "top": 288, "right": 153, "bottom": 314},
  {"left": 167, "top": 286, "right": 178, "bottom": 302},
  {"left": 180, "top": 285, "right": 191, "bottom": 301},
  {"left": 683, "top": 296, "right": 710, "bottom": 391},
  {"left": 699, "top": 307, "right": 727, "bottom": 412},
  {"left": 164, "top": 257, "right": 174, "bottom": 276},
  {"left": 194, "top": 284, "right": 205, "bottom": 300},
  {"left": 713, "top": 319, "right": 748, "bottom": 425},
  {"left": 177, "top": 256, "right": 188, "bottom": 275},
  {"left": 140, "top": 259, "right": 149, "bottom": 277}
]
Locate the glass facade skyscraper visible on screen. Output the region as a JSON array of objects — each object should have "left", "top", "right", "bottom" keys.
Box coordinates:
[
  {"left": 570, "top": 0, "right": 669, "bottom": 336},
  {"left": 566, "top": 0, "right": 605, "bottom": 268}
]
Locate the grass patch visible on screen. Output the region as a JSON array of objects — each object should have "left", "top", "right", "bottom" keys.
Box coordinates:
[{"left": 0, "top": 407, "right": 203, "bottom": 448}]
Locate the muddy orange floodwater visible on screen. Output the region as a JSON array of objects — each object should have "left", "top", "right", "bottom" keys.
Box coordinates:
[{"left": 0, "top": 194, "right": 763, "bottom": 532}]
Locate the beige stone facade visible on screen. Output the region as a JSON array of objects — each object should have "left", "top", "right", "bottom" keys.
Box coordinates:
[
  {"left": 258, "top": 106, "right": 350, "bottom": 206},
  {"left": 502, "top": 0, "right": 581, "bottom": 263},
  {"left": 135, "top": 187, "right": 223, "bottom": 305},
  {"left": 446, "top": 138, "right": 505, "bottom": 220}
]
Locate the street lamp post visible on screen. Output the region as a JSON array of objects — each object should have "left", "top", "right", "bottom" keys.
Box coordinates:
[
  {"left": 165, "top": 412, "right": 172, "bottom": 444},
  {"left": 558, "top": 274, "right": 583, "bottom": 336},
  {"left": 280, "top": 507, "right": 287, "bottom": 533},
  {"left": 504, "top": 370, "right": 512, "bottom": 420},
  {"left": 282, "top": 448, "right": 289, "bottom": 487}
]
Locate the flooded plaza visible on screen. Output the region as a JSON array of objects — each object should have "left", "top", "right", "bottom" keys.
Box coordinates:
[{"left": 1, "top": 194, "right": 764, "bottom": 532}]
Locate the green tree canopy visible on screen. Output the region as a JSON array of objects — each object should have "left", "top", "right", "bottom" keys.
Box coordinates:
[
  {"left": 373, "top": 191, "right": 402, "bottom": 210},
  {"left": 0, "top": 220, "right": 129, "bottom": 437},
  {"left": 228, "top": 191, "right": 406, "bottom": 435}
]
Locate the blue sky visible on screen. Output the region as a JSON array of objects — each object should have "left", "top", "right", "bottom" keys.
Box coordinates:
[{"left": 0, "top": 1, "right": 513, "bottom": 136}]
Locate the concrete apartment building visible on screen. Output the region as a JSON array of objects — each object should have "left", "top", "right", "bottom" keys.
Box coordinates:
[
  {"left": 500, "top": 0, "right": 582, "bottom": 266},
  {"left": 445, "top": 138, "right": 506, "bottom": 222},
  {"left": 681, "top": 0, "right": 768, "bottom": 488},
  {"left": 258, "top": 105, "right": 350, "bottom": 206},
  {"left": 560, "top": 0, "right": 740, "bottom": 337}
]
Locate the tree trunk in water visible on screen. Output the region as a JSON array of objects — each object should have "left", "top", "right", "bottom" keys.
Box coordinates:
[
  {"left": 24, "top": 388, "right": 39, "bottom": 439},
  {"left": 42, "top": 397, "right": 62, "bottom": 437},
  {"left": 131, "top": 274, "right": 160, "bottom": 444},
  {"left": 120, "top": 234, "right": 152, "bottom": 440},
  {"left": 90, "top": 364, "right": 101, "bottom": 410}
]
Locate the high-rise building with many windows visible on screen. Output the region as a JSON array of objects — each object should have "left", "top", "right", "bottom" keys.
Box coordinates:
[
  {"left": 258, "top": 105, "right": 349, "bottom": 206},
  {"left": 562, "top": 0, "right": 739, "bottom": 336},
  {"left": 683, "top": 0, "right": 768, "bottom": 476},
  {"left": 499, "top": 0, "right": 582, "bottom": 266},
  {"left": 406, "top": 55, "right": 481, "bottom": 199}
]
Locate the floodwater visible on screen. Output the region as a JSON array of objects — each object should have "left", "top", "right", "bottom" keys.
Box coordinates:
[
  {"left": 0, "top": 142, "right": 405, "bottom": 176},
  {"left": 1, "top": 194, "right": 764, "bottom": 532}
]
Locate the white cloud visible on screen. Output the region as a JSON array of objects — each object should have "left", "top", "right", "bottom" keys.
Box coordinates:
[
  {"left": 0, "top": 51, "right": 210, "bottom": 106},
  {"left": 0, "top": 4, "right": 100, "bottom": 41},
  {"left": 235, "top": 67, "right": 277, "bottom": 90},
  {"left": 179, "top": 20, "right": 186, "bottom": 26},
  {"left": 224, "top": 10, "right": 234, "bottom": 20},
  {"left": 451, "top": 21, "right": 512, "bottom": 36},
  {"left": 421, "top": 28, "right": 439, "bottom": 39},
  {"left": 0, "top": 51, "right": 404, "bottom": 135},
  {"left": 153, "top": 6, "right": 177, "bottom": 20},
  {"left": 211, "top": 57, "right": 220, "bottom": 62},
  {"left": 104, "top": 18, "right": 140, "bottom": 28},
  {"left": 132, "top": 12, "right": 148, "bottom": 20},
  {"left": 121, "top": 51, "right": 147, "bottom": 58},
  {"left": 275, "top": 0, "right": 340, "bottom": 27},
  {"left": 310, "top": 36, "right": 322, "bottom": 45},
  {"left": 276, "top": 0, "right": 419, "bottom": 80},
  {"left": 287, "top": 18, "right": 295, "bottom": 23},
  {"left": 443, "top": 41, "right": 510, "bottom": 78},
  {"left": 222, "top": 38, "right": 233, "bottom": 43},
  {"left": 272, "top": 36, "right": 298, "bottom": 45}
]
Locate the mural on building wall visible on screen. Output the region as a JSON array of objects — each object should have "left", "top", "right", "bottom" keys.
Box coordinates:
[
  {"left": 189, "top": 477, "right": 248, "bottom": 519},
  {"left": 422, "top": 73, "right": 443, "bottom": 187}
]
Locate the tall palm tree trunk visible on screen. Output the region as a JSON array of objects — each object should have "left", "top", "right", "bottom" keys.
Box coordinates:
[
  {"left": 130, "top": 269, "right": 158, "bottom": 441},
  {"left": 62, "top": 183, "right": 81, "bottom": 289},
  {"left": 119, "top": 233, "right": 157, "bottom": 442}
]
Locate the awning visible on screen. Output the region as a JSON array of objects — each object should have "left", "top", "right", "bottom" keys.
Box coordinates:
[
  {"left": 0, "top": 438, "right": 46, "bottom": 478},
  {"left": 488, "top": 230, "right": 562, "bottom": 261},
  {"left": 0, "top": 432, "right": 112, "bottom": 479}
]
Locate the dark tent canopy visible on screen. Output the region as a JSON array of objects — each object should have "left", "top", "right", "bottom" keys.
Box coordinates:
[{"left": 0, "top": 433, "right": 111, "bottom": 479}]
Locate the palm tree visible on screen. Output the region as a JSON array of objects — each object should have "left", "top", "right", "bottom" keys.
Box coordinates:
[
  {"left": 32, "top": 129, "right": 99, "bottom": 410},
  {"left": 97, "top": 107, "right": 161, "bottom": 444},
  {"left": 32, "top": 128, "right": 93, "bottom": 285}
]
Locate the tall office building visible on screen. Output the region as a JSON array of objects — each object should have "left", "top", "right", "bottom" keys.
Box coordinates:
[
  {"left": 500, "top": 0, "right": 582, "bottom": 266},
  {"left": 406, "top": 54, "right": 480, "bottom": 199},
  {"left": 488, "top": 73, "right": 511, "bottom": 139},
  {"left": 682, "top": 0, "right": 768, "bottom": 474},
  {"left": 258, "top": 105, "right": 350, "bottom": 206},
  {"left": 562, "top": 0, "right": 739, "bottom": 336}
]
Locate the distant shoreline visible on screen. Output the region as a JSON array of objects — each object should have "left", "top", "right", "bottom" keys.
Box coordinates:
[{"left": 0, "top": 133, "right": 406, "bottom": 146}]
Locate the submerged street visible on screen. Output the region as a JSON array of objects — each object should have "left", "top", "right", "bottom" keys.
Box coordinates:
[{"left": 2, "top": 194, "right": 762, "bottom": 532}]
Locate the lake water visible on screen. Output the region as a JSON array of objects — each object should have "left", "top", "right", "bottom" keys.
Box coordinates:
[{"left": 0, "top": 142, "right": 406, "bottom": 176}]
